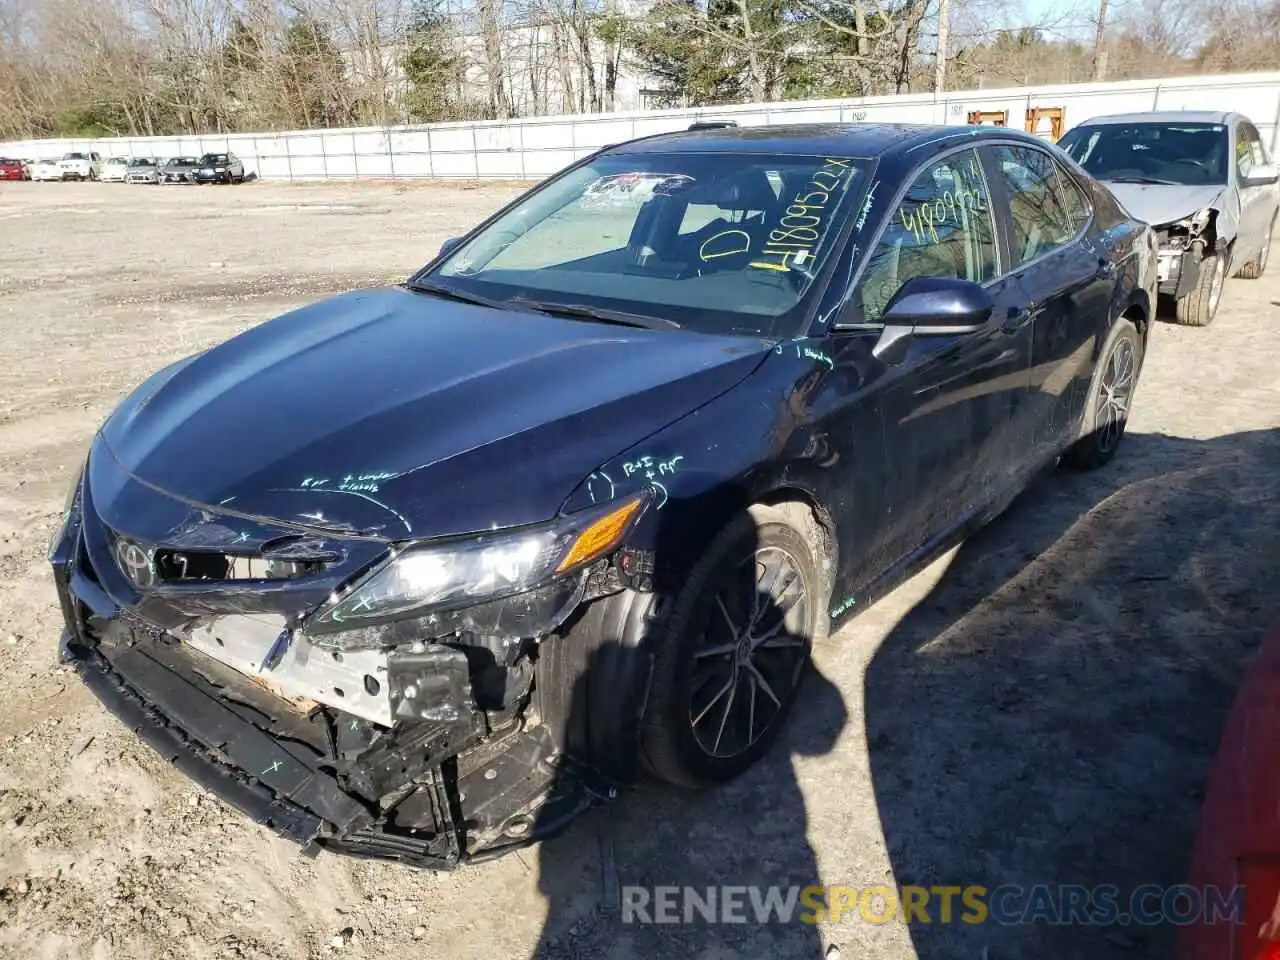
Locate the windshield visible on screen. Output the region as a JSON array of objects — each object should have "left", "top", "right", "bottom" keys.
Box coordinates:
[
  {"left": 1057, "top": 122, "right": 1229, "bottom": 186},
  {"left": 421, "top": 152, "right": 871, "bottom": 337},
  {"left": 201, "top": 154, "right": 227, "bottom": 163},
  {"left": 170, "top": 158, "right": 196, "bottom": 165},
  {"left": 62, "top": 153, "right": 88, "bottom": 161},
  {"left": 130, "top": 158, "right": 153, "bottom": 166}
]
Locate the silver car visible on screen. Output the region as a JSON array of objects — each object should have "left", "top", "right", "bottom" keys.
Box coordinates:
[
  {"left": 125, "top": 157, "right": 159, "bottom": 184},
  {"left": 159, "top": 156, "right": 200, "bottom": 184},
  {"left": 1057, "top": 110, "right": 1280, "bottom": 326}
]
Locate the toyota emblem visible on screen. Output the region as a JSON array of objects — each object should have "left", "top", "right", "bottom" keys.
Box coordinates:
[{"left": 115, "top": 538, "right": 155, "bottom": 589}]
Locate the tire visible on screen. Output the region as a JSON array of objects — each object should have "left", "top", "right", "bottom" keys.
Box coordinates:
[
  {"left": 640, "top": 504, "right": 821, "bottom": 788},
  {"left": 1173, "top": 252, "right": 1226, "bottom": 326},
  {"left": 1062, "top": 317, "right": 1143, "bottom": 471},
  {"left": 1235, "top": 218, "right": 1274, "bottom": 279}
]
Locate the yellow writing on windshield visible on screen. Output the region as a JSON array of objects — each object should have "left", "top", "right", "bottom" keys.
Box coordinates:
[
  {"left": 699, "top": 229, "right": 752, "bottom": 261},
  {"left": 749, "top": 158, "right": 855, "bottom": 273}
]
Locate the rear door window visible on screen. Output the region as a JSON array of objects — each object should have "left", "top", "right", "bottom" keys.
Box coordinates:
[{"left": 986, "top": 144, "right": 1081, "bottom": 266}]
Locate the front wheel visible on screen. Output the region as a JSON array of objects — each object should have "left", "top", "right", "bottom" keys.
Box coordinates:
[
  {"left": 641, "top": 504, "right": 821, "bottom": 788},
  {"left": 1063, "top": 317, "right": 1143, "bottom": 471},
  {"left": 1173, "top": 253, "right": 1226, "bottom": 326}
]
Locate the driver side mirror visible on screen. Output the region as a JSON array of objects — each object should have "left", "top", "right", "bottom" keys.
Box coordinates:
[
  {"left": 438, "top": 236, "right": 464, "bottom": 257},
  {"left": 872, "top": 276, "right": 994, "bottom": 361},
  {"left": 1243, "top": 163, "right": 1280, "bottom": 187}
]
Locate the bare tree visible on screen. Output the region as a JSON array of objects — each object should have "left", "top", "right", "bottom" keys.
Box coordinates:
[{"left": 477, "top": 0, "right": 511, "bottom": 116}]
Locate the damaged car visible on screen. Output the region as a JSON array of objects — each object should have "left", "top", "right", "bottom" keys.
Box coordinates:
[
  {"left": 51, "top": 123, "right": 1156, "bottom": 868},
  {"left": 1058, "top": 110, "right": 1280, "bottom": 326}
]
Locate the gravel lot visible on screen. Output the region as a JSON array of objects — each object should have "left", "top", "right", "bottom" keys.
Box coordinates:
[{"left": 0, "top": 179, "right": 1277, "bottom": 960}]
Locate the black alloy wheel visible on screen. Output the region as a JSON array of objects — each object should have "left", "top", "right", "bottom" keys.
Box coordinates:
[
  {"left": 641, "top": 504, "right": 821, "bottom": 787},
  {"left": 1063, "top": 317, "right": 1143, "bottom": 470}
]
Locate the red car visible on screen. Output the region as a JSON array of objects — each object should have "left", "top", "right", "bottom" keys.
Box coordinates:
[{"left": 0, "top": 158, "right": 26, "bottom": 181}]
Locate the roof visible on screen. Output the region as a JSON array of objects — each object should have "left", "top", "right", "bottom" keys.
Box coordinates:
[
  {"left": 1074, "top": 111, "right": 1236, "bottom": 126},
  {"left": 608, "top": 122, "right": 1044, "bottom": 159}
]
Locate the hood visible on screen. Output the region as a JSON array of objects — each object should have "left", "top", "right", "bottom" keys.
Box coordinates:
[
  {"left": 1102, "top": 182, "right": 1225, "bottom": 227},
  {"left": 100, "top": 286, "right": 771, "bottom": 541}
]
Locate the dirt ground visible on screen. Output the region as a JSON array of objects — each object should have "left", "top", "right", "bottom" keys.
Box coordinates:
[{"left": 0, "top": 179, "right": 1277, "bottom": 960}]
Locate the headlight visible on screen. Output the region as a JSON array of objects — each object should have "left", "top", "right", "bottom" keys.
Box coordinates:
[{"left": 303, "top": 492, "right": 649, "bottom": 636}]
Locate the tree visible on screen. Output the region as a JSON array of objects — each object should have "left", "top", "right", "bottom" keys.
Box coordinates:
[
  {"left": 401, "top": 1, "right": 467, "bottom": 120},
  {"left": 627, "top": 0, "right": 743, "bottom": 106},
  {"left": 280, "top": 14, "right": 350, "bottom": 128}
]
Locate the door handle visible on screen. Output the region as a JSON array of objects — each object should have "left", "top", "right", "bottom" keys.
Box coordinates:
[
  {"left": 1002, "top": 306, "right": 1033, "bottom": 334},
  {"left": 1096, "top": 258, "right": 1115, "bottom": 279}
]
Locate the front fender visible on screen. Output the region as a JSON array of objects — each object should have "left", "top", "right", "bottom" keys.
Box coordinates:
[{"left": 562, "top": 343, "right": 854, "bottom": 589}]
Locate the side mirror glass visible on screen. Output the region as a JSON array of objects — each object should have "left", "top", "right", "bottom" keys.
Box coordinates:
[
  {"left": 872, "top": 276, "right": 994, "bottom": 360},
  {"left": 438, "top": 236, "right": 463, "bottom": 258},
  {"left": 1244, "top": 163, "right": 1280, "bottom": 186}
]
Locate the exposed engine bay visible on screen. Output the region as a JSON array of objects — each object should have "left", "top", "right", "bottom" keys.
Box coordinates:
[{"left": 1154, "top": 207, "right": 1219, "bottom": 296}]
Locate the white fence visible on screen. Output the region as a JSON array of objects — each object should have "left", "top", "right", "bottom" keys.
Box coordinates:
[{"left": 5, "top": 70, "right": 1280, "bottom": 182}]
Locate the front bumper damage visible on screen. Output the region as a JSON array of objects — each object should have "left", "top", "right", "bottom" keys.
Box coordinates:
[
  {"left": 50, "top": 457, "right": 632, "bottom": 869},
  {"left": 59, "top": 625, "right": 608, "bottom": 866},
  {"left": 1155, "top": 212, "right": 1223, "bottom": 299}
]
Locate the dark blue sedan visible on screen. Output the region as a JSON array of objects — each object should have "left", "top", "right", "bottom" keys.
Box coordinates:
[{"left": 49, "top": 122, "right": 1158, "bottom": 867}]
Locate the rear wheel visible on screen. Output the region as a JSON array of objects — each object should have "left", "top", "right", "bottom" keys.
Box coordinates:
[
  {"left": 1063, "top": 317, "right": 1143, "bottom": 471},
  {"left": 1236, "top": 218, "right": 1274, "bottom": 279},
  {"left": 641, "top": 505, "right": 820, "bottom": 788},
  {"left": 1173, "top": 252, "right": 1226, "bottom": 326}
]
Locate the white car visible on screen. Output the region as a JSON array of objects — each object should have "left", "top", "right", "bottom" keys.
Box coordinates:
[
  {"left": 56, "top": 151, "right": 102, "bottom": 181},
  {"left": 30, "top": 159, "right": 63, "bottom": 182},
  {"left": 100, "top": 157, "right": 129, "bottom": 182}
]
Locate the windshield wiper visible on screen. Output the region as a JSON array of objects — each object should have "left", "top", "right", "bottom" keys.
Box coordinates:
[
  {"left": 508, "top": 298, "right": 681, "bottom": 330},
  {"left": 1108, "top": 176, "right": 1181, "bottom": 185},
  {"left": 405, "top": 278, "right": 506, "bottom": 310}
]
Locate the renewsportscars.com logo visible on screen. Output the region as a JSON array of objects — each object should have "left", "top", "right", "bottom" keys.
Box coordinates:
[{"left": 621, "top": 884, "right": 1246, "bottom": 927}]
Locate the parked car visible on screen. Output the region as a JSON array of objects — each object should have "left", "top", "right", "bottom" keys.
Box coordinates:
[
  {"left": 159, "top": 157, "right": 200, "bottom": 183},
  {"left": 51, "top": 123, "right": 1157, "bottom": 868},
  {"left": 30, "top": 158, "right": 63, "bottom": 182},
  {"left": 125, "top": 158, "right": 159, "bottom": 184},
  {"left": 192, "top": 151, "right": 245, "bottom": 184},
  {"left": 1057, "top": 110, "right": 1280, "bottom": 326},
  {"left": 100, "top": 156, "right": 130, "bottom": 182},
  {"left": 57, "top": 151, "right": 102, "bottom": 181},
  {"left": 0, "top": 157, "right": 24, "bottom": 181}
]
